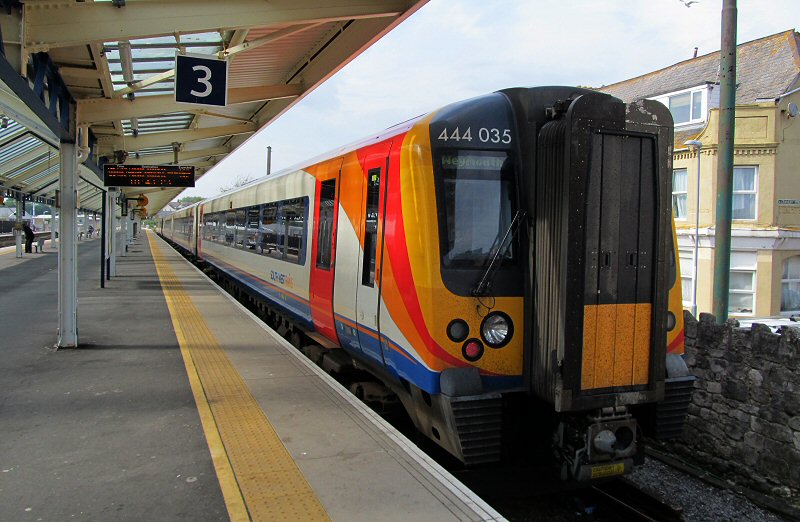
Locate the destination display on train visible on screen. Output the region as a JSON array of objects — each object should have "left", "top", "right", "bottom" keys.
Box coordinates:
[
  {"left": 440, "top": 152, "right": 507, "bottom": 170},
  {"left": 103, "top": 165, "right": 195, "bottom": 187}
]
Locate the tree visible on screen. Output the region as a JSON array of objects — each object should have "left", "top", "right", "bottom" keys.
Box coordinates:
[
  {"left": 219, "top": 175, "right": 255, "bottom": 193},
  {"left": 177, "top": 196, "right": 204, "bottom": 206}
]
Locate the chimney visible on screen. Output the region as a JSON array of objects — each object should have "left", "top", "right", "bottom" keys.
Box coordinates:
[{"left": 693, "top": 47, "right": 698, "bottom": 58}]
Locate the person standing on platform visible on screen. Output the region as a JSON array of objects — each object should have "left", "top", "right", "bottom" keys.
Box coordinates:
[{"left": 23, "top": 221, "right": 34, "bottom": 253}]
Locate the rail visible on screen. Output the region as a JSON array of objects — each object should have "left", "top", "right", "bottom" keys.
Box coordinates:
[{"left": 590, "top": 477, "right": 684, "bottom": 522}]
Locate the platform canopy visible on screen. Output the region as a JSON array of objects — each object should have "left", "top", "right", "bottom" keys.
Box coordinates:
[{"left": 0, "top": 0, "right": 427, "bottom": 215}]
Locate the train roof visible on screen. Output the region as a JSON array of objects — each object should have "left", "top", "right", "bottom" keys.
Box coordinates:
[{"left": 199, "top": 111, "right": 429, "bottom": 204}]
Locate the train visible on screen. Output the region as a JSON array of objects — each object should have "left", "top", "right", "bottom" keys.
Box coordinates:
[{"left": 160, "top": 86, "right": 691, "bottom": 481}]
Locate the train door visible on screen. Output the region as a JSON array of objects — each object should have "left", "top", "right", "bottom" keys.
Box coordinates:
[
  {"left": 582, "top": 133, "right": 656, "bottom": 390},
  {"left": 355, "top": 142, "right": 393, "bottom": 365},
  {"left": 309, "top": 159, "right": 342, "bottom": 343},
  {"left": 197, "top": 205, "right": 203, "bottom": 257}
]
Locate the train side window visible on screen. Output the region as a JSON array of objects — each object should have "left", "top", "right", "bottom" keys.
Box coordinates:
[
  {"left": 245, "top": 206, "right": 259, "bottom": 250},
  {"left": 362, "top": 168, "right": 380, "bottom": 287},
  {"left": 260, "top": 203, "right": 279, "bottom": 256},
  {"left": 225, "top": 211, "right": 236, "bottom": 246},
  {"left": 234, "top": 208, "right": 247, "bottom": 248},
  {"left": 205, "top": 212, "right": 222, "bottom": 243},
  {"left": 279, "top": 197, "right": 307, "bottom": 265},
  {"left": 316, "top": 180, "right": 336, "bottom": 270}
]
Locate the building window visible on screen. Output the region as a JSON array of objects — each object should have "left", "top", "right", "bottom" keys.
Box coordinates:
[
  {"left": 651, "top": 87, "right": 706, "bottom": 126},
  {"left": 672, "top": 169, "right": 687, "bottom": 219},
  {"left": 729, "top": 251, "right": 756, "bottom": 315},
  {"left": 782, "top": 256, "right": 800, "bottom": 313},
  {"left": 732, "top": 166, "right": 757, "bottom": 220},
  {"left": 679, "top": 249, "right": 694, "bottom": 308}
]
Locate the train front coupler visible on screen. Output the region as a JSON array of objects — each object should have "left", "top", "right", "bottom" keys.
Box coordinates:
[{"left": 554, "top": 406, "right": 638, "bottom": 481}]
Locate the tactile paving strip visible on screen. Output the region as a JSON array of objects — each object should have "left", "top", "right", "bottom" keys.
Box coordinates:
[{"left": 148, "top": 233, "right": 330, "bottom": 521}]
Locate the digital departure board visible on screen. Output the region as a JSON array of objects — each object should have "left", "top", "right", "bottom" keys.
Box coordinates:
[{"left": 103, "top": 165, "right": 195, "bottom": 187}]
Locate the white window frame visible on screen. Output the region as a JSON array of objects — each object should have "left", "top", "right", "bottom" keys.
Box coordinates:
[
  {"left": 732, "top": 165, "right": 758, "bottom": 221},
  {"left": 672, "top": 168, "right": 688, "bottom": 220},
  {"left": 679, "top": 249, "right": 694, "bottom": 309},
  {"left": 650, "top": 86, "right": 707, "bottom": 127},
  {"left": 729, "top": 251, "right": 757, "bottom": 316},
  {"left": 781, "top": 255, "right": 800, "bottom": 315}
]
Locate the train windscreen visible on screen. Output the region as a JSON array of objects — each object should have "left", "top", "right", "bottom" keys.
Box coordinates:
[{"left": 437, "top": 150, "right": 516, "bottom": 268}]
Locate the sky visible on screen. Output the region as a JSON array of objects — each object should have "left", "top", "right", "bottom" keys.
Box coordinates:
[{"left": 179, "top": 0, "right": 800, "bottom": 198}]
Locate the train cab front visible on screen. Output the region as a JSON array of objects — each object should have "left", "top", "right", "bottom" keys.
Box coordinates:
[
  {"left": 397, "top": 87, "right": 687, "bottom": 476},
  {"left": 389, "top": 93, "right": 528, "bottom": 465}
]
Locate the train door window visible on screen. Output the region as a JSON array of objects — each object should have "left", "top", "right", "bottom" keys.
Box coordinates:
[
  {"left": 362, "top": 168, "right": 381, "bottom": 287},
  {"left": 260, "top": 203, "right": 279, "bottom": 256},
  {"left": 316, "top": 180, "right": 336, "bottom": 270},
  {"left": 279, "top": 197, "right": 307, "bottom": 265}
]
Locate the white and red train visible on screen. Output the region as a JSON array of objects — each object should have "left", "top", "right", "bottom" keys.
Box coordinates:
[{"left": 161, "top": 87, "right": 690, "bottom": 480}]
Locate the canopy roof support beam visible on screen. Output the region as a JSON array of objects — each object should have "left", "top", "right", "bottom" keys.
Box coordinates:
[
  {"left": 122, "top": 146, "right": 229, "bottom": 165},
  {"left": 115, "top": 23, "right": 320, "bottom": 97},
  {"left": 24, "top": 0, "right": 409, "bottom": 51},
  {"left": 77, "top": 84, "right": 303, "bottom": 124},
  {"left": 96, "top": 122, "right": 256, "bottom": 154}
]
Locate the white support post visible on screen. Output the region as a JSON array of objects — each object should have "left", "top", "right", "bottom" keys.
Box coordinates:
[
  {"left": 15, "top": 197, "right": 23, "bottom": 258},
  {"left": 121, "top": 210, "right": 128, "bottom": 257},
  {"left": 109, "top": 189, "right": 117, "bottom": 277},
  {"left": 57, "top": 142, "right": 78, "bottom": 348}
]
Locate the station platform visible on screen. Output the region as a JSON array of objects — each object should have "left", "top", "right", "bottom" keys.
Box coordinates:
[{"left": 0, "top": 231, "right": 503, "bottom": 521}]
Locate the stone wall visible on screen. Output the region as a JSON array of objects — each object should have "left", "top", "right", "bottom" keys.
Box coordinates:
[{"left": 665, "top": 312, "right": 800, "bottom": 501}]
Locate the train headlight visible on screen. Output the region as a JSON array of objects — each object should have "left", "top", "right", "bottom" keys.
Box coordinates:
[{"left": 480, "top": 312, "right": 513, "bottom": 348}]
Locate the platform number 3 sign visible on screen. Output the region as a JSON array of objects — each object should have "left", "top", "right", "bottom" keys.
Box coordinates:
[{"left": 175, "top": 53, "right": 228, "bottom": 107}]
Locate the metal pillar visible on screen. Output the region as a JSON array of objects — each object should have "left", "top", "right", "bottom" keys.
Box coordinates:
[
  {"left": 50, "top": 205, "right": 57, "bottom": 248},
  {"left": 712, "top": 0, "right": 737, "bottom": 323},
  {"left": 109, "top": 189, "right": 117, "bottom": 277},
  {"left": 15, "top": 197, "right": 23, "bottom": 257},
  {"left": 57, "top": 142, "right": 78, "bottom": 348},
  {"left": 101, "top": 193, "right": 106, "bottom": 288},
  {"left": 121, "top": 210, "right": 128, "bottom": 257}
]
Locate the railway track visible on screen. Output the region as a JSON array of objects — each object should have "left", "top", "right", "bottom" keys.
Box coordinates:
[
  {"left": 588, "top": 478, "right": 684, "bottom": 522},
  {"left": 176, "top": 242, "right": 690, "bottom": 522}
]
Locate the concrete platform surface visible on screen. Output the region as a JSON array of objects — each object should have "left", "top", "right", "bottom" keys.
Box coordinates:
[{"left": 0, "top": 231, "right": 504, "bottom": 521}]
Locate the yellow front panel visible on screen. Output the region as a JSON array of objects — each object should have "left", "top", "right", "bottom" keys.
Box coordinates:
[
  {"left": 632, "top": 304, "right": 652, "bottom": 385},
  {"left": 592, "top": 304, "right": 617, "bottom": 389},
  {"left": 582, "top": 303, "right": 652, "bottom": 390},
  {"left": 612, "top": 304, "right": 636, "bottom": 386},
  {"left": 581, "top": 306, "right": 598, "bottom": 390}
]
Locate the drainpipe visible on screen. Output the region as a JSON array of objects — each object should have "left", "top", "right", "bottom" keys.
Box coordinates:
[{"left": 685, "top": 140, "right": 703, "bottom": 317}]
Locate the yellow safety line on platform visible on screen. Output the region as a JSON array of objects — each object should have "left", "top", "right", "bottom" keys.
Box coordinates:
[{"left": 147, "top": 231, "right": 329, "bottom": 522}]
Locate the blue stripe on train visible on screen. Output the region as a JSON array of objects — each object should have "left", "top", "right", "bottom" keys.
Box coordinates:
[
  {"left": 201, "top": 254, "right": 524, "bottom": 396},
  {"left": 202, "top": 255, "right": 314, "bottom": 329},
  {"left": 334, "top": 317, "right": 522, "bottom": 395}
]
